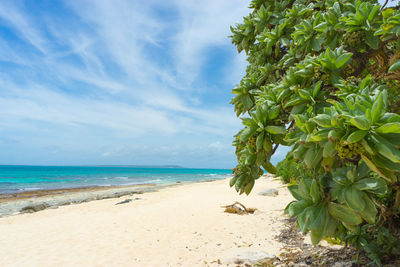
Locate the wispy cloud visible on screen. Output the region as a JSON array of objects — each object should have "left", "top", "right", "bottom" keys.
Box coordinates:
[
  {"left": 172, "top": 0, "right": 249, "bottom": 85},
  {"left": 0, "top": 0, "right": 249, "bottom": 167},
  {"left": 0, "top": 0, "right": 48, "bottom": 54}
]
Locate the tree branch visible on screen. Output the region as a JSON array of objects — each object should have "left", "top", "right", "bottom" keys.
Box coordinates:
[
  {"left": 271, "top": 121, "right": 292, "bottom": 155},
  {"left": 287, "top": 121, "right": 295, "bottom": 130},
  {"left": 381, "top": 0, "right": 389, "bottom": 10},
  {"left": 272, "top": 143, "right": 279, "bottom": 154},
  {"left": 391, "top": 185, "right": 400, "bottom": 214}
]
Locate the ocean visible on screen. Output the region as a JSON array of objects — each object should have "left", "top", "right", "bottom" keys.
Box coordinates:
[{"left": 0, "top": 165, "right": 232, "bottom": 194}]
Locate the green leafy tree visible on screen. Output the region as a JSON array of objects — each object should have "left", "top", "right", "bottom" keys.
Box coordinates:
[{"left": 229, "top": 0, "right": 400, "bottom": 264}]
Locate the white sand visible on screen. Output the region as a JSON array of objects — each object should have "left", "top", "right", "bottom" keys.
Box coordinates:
[{"left": 0, "top": 175, "right": 295, "bottom": 267}]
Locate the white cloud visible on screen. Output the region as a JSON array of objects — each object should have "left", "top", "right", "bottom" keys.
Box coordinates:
[
  {"left": 172, "top": 0, "right": 249, "bottom": 85},
  {"left": 65, "top": 0, "right": 167, "bottom": 84},
  {"left": 0, "top": 0, "right": 250, "bottom": 167},
  {"left": 225, "top": 50, "right": 247, "bottom": 86},
  {"left": 0, "top": 1, "right": 48, "bottom": 53},
  {"left": 209, "top": 141, "right": 223, "bottom": 150}
]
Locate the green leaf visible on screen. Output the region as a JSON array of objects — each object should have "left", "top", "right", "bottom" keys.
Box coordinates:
[
  {"left": 311, "top": 38, "right": 322, "bottom": 51},
  {"left": 324, "top": 215, "right": 338, "bottom": 237},
  {"left": 381, "top": 113, "right": 400, "bottom": 123},
  {"left": 256, "top": 132, "right": 265, "bottom": 151},
  {"left": 235, "top": 174, "right": 246, "bottom": 192},
  {"left": 297, "top": 212, "right": 307, "bottom": 233},
  {"left": 361, "top": 139, "right": 375, "bottom": 155},
  {"left": 322, "top": 156, "right": 335, "bottom": 171},
  {"left": 311, "top": 228, "right": 324, "bottom": 245},
  {"left": 293, "top": 144, "right": 307, "bottom": 161},
  {"left": 382, "top": 8, "right": 395, "bottom": 19},
  {"left": 298, "top": 179, "right": 312, "bottom": 200},
  {"left": 240, "top": 128, "right": 252, "bottom": 142},
  {"left": 376, "top": 122, "right": 400, "bottom": 134},
  {"left": 288, "top": 199, "right": 313, "bottom": 217},
  {"left": 346, "top": 130, "right": 368, "bottom": 144},
  {"left": 359, "top": 193, "right": 377, "bottom": 224},
  {"left": 268, "top": 105, "right": 280, "bottom": 120},
  {"left": 370, "top": 134, "right": 400, "bottom": 163},
  {"left": 310, "top": 204, "right": 328, "bottom": 245},
  {"left": 304, "top": 146, "right": 323, "bottom": 169},
  {"left": 310, "top": 180, "right": 322, "bottom": 203},
  {"left": 342, "top": 222, "right": 358, "bottom": 232},
  {"left": 313, "top": 114, "right": 332, "bottom": 128},
  {"left": 365, "top": 31, "right": 379, "bottom": 49},
  {"left": 287, "top": 185, "right": 303, "bottom": 201},
  {"left": 350, "top": 116, "right": 371, "bottom": 130},
  {"left": 262, "top": 161, "right": 277, "bottom": 174},
  {"left": 354, "top": 178, "right": 386, "bottom": 193},
  {"left": 371, "top": 91, "right": 385, "bottom": 123},
  {"left": 312, "top": 81, "right": 322, "bottom": 98},
  {"left": 309, "top": 129, "right": 330, "bottom": 142},
  {"left": 381, "top": 133, "right": 400, "bottom": 146},
  {"left": 265, "top": 125, "right": 286, "bottom": 135},
  {"left": 290, "top": 103, "right": 307, "bottom": 118},
  {"left": 389, "top": 59, "right": 400, "bottom": 72},
  {"left": 361, "top": 154, "right": 394, "bottom": 182},
  {"left": 372, "top": 153, "right": 400, "bottom": 172},
  {"left": 244, "top": 179, "right": 255, "bottom": 195},
  {"left": 328, "top": 129, "right": 342, "bottom": 141},
  {"left": 328, "top": 202, "right": 363, "bottom": 225},
  {"left": 344, "top": 186, "right": 366, "bottom": 212},
  {"left": 244, "top": 94, "right": 253, "bottom": 109},
  {"left": 323, "top": 141, "right": 336, "bottom": 158},
  {"left": 263, "top": 137, "right": 272, "bottom": 153},
  {"left": 298, "top": 89, "right": 312, "bottom": 100},
  {"left": 335, "top": 52, "right": 353, "bottom": 69},
  {"left": 229, "top": 176, "right": 238, "bottom": 187}
]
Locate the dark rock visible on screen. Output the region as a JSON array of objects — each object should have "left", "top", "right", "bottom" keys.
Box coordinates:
[
  {"left": 20, "top": 203, "right": 49, "bottom": 213},
  {"left": 115, "top": 199, "right": 132, "bottom": 205},
  {"left": 305, "top": 255, "right": 312, "bottom": 265},
  {"left": 234, "top": 259, "right": 244, "bottom": 264}
]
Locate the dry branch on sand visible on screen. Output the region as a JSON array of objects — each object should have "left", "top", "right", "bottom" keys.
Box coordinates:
[{"left": 221, "top": 201, "right": 257, "bottom": 215}]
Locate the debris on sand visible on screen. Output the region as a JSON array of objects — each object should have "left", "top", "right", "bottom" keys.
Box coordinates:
[{"left": 221, "top": 202, "right": 257, "bottom": 215}]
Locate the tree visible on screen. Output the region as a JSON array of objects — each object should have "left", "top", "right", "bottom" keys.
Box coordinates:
[{"left": 229, "top": 0, "right": 400, "bottom": 264}]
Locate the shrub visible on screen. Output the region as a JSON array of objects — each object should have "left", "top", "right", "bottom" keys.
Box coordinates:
[
  {"left": 276, "top": 156, "right": 313, "bottom": 184},
  {"left": 229, "top": 0, "right": 400, "bottom": 264}
]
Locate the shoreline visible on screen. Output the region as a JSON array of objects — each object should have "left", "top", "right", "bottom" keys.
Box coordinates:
[
  {"left": 0, "top": 177, "right": 227, "bottom": 218},
  {"left": 0, "top": 183, "right": 156, "bottom": 200}
]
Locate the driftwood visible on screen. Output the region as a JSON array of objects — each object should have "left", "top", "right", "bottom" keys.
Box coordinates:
[{"left": 221, "top": 201, "right": 257, "bottom": 215}]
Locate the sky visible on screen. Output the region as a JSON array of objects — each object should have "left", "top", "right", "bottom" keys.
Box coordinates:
[
  {"left": 0, "top": 0, "right": 268, "bottom": 168},
  {"left": 4, "top": 1, "right": 392, "bottom": 168}
]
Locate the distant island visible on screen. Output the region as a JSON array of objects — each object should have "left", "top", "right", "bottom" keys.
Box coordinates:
[
  {"left": 0, "top": 165, "right": 185, "bottom": 168},
  {"left": 89, "top": 165, "right": 184, "bottom": 168}
]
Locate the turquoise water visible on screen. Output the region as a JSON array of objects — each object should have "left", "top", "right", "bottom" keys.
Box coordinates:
[{"left": 0, "top": 166, "right": 232, "bottom": 194}]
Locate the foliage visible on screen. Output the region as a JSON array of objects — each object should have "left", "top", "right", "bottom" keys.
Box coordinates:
[
  {"left": 229, "top": 0, "right": 400, "bottom": 264},
  {"left": 276, "top": 155, "right": 313, "bottom": 183}
]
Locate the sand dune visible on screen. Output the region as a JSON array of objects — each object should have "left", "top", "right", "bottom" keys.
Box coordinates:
[{"left": 0, "top": 175, "right": 294, "bottom": 266}]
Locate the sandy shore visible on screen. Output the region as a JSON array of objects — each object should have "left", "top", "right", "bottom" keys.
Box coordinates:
[{"left": 0, "top": 175, "right": 296, "bottom": 266}]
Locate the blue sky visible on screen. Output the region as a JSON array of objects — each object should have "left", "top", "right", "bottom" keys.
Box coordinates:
[
  {"left": 5, "top": 1, "right": 391, "bottom": 168},
  {"left": 0, "top": 0, "right": 270, "bottom": 168}
]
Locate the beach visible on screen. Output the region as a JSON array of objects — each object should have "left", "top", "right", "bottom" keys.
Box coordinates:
[{"left": 0, "top": 175, "right": 310, "bottom": 266}]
